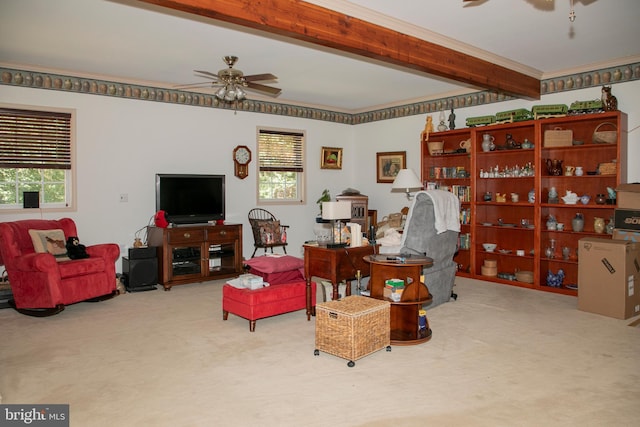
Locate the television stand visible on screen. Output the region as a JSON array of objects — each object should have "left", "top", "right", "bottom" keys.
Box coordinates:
[{"left": 147, "top": 224, "right": 243, "bottom": 290}]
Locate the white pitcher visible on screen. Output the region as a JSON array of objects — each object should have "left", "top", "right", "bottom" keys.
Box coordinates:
[{"left": 481, "top": 134, "right": 495, "bottom": 152}]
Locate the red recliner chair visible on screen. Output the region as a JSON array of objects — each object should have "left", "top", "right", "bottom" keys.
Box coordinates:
[{"left": 0, "top": 218, "right": 119, "bottom": 316}]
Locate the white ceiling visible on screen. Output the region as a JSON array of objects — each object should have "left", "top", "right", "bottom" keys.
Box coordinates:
[{"left": 1, "top": 0, "right": 639, "bottom": 112}]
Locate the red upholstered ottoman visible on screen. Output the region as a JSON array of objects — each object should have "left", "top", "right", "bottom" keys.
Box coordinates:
[{"left": 222, "top": 281, "right": 316, "bottom": 331}]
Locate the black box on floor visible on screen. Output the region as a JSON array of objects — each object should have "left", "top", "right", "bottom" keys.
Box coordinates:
[
  {"left": 614, "top": 209, "right": 640, "bottom": 231},
  {"left": 122, "top": 247, "right": 158, "bottom": 292}
]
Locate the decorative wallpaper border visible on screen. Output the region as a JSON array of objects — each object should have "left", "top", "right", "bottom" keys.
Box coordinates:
[{"left": 2, "top": 62, "right": 639, "bottom": 125}]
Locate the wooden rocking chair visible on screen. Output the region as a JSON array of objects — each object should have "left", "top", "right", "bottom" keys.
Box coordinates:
[{"left": 248, "top": 208, "right": 289, "bottom": 258}]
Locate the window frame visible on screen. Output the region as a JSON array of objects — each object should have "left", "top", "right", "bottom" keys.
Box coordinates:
[
  {"left": 0, "top": 103, "right": 76, "bottom": 212},
  {"left": 256, "top": 126, "right": 306, "bottom": 206}
]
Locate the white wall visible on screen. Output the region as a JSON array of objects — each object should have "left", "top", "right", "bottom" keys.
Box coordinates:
[
  {"left": 0, "top": 85, "right": 356, "bottom": 261},
  {"left": 355, "top": 81, "right": 640, "bottom": 220},
  {"left": 1, "top": 80, "right": 638, "bottom": 269}
]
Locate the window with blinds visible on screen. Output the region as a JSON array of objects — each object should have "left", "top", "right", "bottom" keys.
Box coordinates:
[
  {"left": 0, "top": 108, "right": 72, "bottom": 169},
  {"left": 257, "top": 128, "right": 305, "bottom": 203},
  {"left": 0, "top": 106, "right": 74, "bottom": 209}
]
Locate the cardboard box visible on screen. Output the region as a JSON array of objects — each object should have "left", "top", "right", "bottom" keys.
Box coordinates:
[
  {"left": 578, "top": 237, "right": 640, "bottom": 319},
  {"left": 613, "top": 229, "right": 640, "bottom": 243},
  {"left": 614, "top": 209, "right": 640, "bottom": 231},
  {"left": 616, "top": 184, "right": 640, "bottom": 209}
]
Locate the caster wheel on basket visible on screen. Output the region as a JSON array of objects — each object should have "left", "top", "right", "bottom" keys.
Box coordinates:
[
  {"left": 386, "top": 346, "right": 392, "bottom": 352},
  {"left": 314, "top": 349, "right": 319, "bottom": 356},
  {"left": 347, "top": 361, "right": 355, "bottom": 367}
]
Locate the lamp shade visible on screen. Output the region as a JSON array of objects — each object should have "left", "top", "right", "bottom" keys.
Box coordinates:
[
  {"left": 392, "top": 169, "right": 423, "bottom": 192},
  {"left": 322, "top": 201, "right": 352, "bottom": 220}
]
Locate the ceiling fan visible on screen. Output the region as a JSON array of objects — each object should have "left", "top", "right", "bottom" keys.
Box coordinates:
[
  {"left": 177, "top": 55, "right": 281, "bottom": 102},
  {"left": 463, "top": 0, "right": 580, "bottom": 21}
]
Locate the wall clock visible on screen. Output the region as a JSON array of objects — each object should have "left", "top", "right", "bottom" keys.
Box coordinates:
[{"left": 233, "top": 145, "right": 251, "bottom": 179}]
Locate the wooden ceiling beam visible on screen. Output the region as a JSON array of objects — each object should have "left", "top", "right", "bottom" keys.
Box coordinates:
[{"left": 137, "top": 0, "right": 540, "bottom": 100}]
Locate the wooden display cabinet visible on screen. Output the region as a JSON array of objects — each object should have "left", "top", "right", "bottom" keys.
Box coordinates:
[
  {"left": 147, "top": 224, "right": 243, "bottom": 290},
  {"left": 473, "top": 121, "right": 537, "bottom": 286},
  {"left": 421, "top": 128, "right": 472, "bottom": 276},
  {"left": 537, "top": 111, "right": 626, "bottom": 294},
  {"left": 425, "top": 111, "right": 627, "bottom": 296}
]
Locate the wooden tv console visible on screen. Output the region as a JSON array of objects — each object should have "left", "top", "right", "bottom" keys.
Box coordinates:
[{"left": 147, "top": 224, "right": 243, "bottom": 290}]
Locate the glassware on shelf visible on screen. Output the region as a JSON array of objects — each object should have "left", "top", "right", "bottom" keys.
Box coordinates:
[
  {"left": 594, "top": 217, "right": 605, "bottom": 234},
  {"left": 562, "top": 246, "right": 571, "bottom": 260},
  {"left": 572, "top": 213, "right": 585, "bottom": 232},
  {"left": 606, "top": 217, "right": 614, "bottom": 235},
  {"left": 545, "top": 239, "right": 557, "bottom": 259}
]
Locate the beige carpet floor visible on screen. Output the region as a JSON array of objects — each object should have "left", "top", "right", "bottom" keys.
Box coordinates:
[{"left": 1, "top": 277, "right": 639, "bottom": 427}]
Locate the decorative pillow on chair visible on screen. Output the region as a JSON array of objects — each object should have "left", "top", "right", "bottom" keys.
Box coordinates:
[
  {"left": 257, "top": 220, "right": 282, "bottom": 244},
  {"left": 28, "top": 229, "right": 70, "bottom": 261}
]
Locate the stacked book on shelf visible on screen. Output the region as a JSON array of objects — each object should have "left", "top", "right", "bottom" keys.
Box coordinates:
[{"left": 383, "top": 279, "right": 404, "bottom": 302}]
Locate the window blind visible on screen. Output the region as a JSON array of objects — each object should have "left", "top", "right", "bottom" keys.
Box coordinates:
[
  {"left": 0, "top": 108, "right": 72, "bottom": 170},
  {"left": 258, "top": 129, "right": 304, "bottom": 172}
]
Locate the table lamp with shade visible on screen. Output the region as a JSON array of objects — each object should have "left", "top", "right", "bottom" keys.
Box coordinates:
[
  {"left": 321, "top": 201, "right": 352, "bottom": 248},
  {"left": 392, "top": 169, "right": 423, "bottom": 200}
]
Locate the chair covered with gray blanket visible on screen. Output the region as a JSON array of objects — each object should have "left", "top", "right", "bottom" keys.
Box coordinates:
[{"left": 399, "top": 190, "right": 460, "bottom": 308}]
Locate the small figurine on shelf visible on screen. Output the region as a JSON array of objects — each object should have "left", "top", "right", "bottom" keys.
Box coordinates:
[
  {"left": 437, "top": 110, "right": 448, "bottom": 132},
  {"left": 601, "top": 85, "right": 618, "bottom": 111},
  {"left": 606, "top": 217, "right": 614, "bottom": 235},
  {"left": 421, "top": 115, "right": 434, "bottom": 142},
  {"left": 448, "top": 108, "right": 456, "bottom": 130},
  {"left": 505, "top": 133, "right": 520, "bottom": 149},
  {"left": 546, "top": 269, "right": 565, "bottom": 288},
  {"left": 606, "top": 187, "right": 617, "bottom": 204}
]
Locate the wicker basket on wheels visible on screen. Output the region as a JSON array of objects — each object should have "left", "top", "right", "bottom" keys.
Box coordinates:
[{"left": 314, "top": 295, "right": 390, "bottom": 367}]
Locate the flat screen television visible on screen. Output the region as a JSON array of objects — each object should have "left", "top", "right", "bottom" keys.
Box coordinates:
[{"left": 155, "top": 174, "right": 225, "bottom": 225}]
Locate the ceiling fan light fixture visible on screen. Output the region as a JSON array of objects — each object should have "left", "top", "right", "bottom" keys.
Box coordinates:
[
  {"left": 235, "top": 85, "right": 246, "bottom": 101},
  {"left": 214, "top": 86, "right": 227, "bottom": 100}
]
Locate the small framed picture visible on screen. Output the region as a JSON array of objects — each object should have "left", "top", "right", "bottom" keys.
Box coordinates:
[
  {"left": 321, "top": 146, "right": 343, "bottom": 169},
  {"left": 376, "top": 151, "right": 406, "bottom": 183}
]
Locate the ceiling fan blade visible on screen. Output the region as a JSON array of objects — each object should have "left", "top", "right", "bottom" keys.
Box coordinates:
[
  {"left": 246, "top": 82, "right": 281, "bottom": 96},
  {"left": 194, "top": 70, "right": 220, "bottom": 79},
  {"left": 174, "top": 81, "right": 221, "bottom": 89},
  {"left": 244, "top": 73, "right": 278, "bottom": 82}
]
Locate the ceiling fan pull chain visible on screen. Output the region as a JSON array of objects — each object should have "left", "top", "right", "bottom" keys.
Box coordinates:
[{"left": 569, "top": 0, "right": 576, "bottom": 22}]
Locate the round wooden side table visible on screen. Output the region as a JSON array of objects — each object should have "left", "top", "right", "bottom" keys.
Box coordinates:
[{"left": 364, "top": 254, "right": 434, "bottom": 345}]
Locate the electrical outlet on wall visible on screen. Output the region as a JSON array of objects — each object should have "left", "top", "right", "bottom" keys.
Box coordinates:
[{"left": 119, "top": 194, "right": 128, "bottom": 203}]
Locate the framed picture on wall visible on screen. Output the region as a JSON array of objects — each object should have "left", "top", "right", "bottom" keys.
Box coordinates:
[
  {"left": 376, "top": 151, "right": 406, "bottom": 183},
  {"left": 321, "top": 146, "right": 343, "bottom": 169}
]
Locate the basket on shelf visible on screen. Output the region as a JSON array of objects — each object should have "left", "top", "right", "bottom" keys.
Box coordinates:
[
  {"left": 597, "top": 162, "right": 617, "bottom": 175},
  {"left": 543, "top": 127, "right": 573, "bottom": 147},
  {"left": 427, "top": 141, "right": 444, "bottom": 155},
  {"left": 592, "top": 122, "right": 618, "bottom": 144}
]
